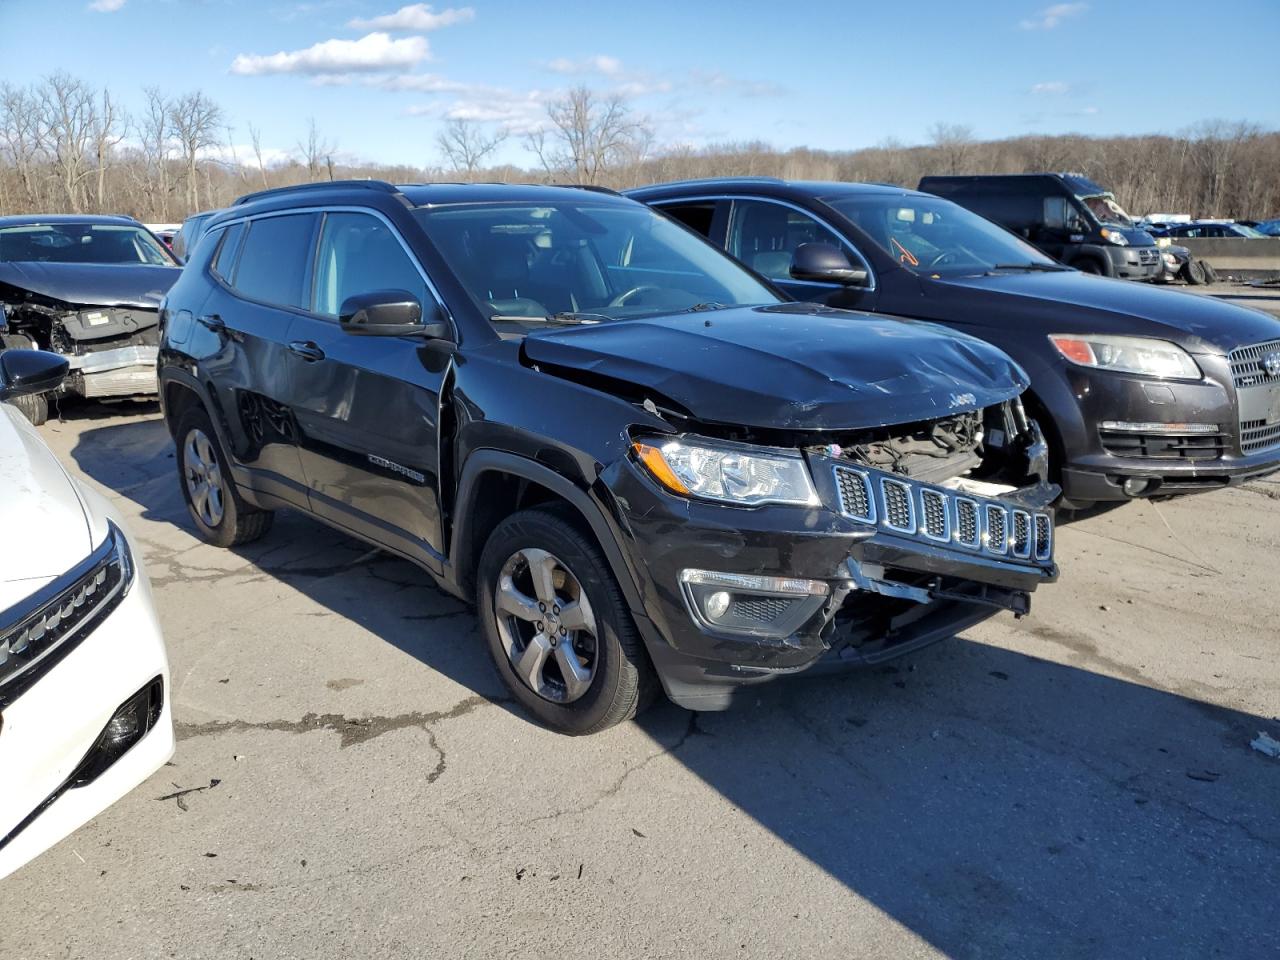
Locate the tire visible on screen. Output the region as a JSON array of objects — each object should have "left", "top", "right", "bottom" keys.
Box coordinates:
[
  {"left": 175, "top": 406, "right": 273, "bottom": 548},
  {"left": 7, "top": 391, "right": 48, "bottom": 426},
  {"left": 476, "top": 506, "right": 656, "bottom": 735},
  {"left": 1200, "top": 260, "right": 1218, "bottom": 284},
  {"left": 1073, "top": 259, "right": 1103, "bottom": 275},
  {"left": 1184, "top": 259, "right": 1207, "bottom": 285}
]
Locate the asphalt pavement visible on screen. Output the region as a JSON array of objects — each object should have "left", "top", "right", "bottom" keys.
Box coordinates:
[{"left": 3, "top": 403, "right": 1278, "bottom": 960}]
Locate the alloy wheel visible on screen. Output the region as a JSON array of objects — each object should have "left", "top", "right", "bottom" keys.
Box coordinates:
[
  {"left": 493, "top": 547, "right": 598, "bottom": 703},
  {"left": 183, "top": 427, "right": 225, "bottom": 528}
]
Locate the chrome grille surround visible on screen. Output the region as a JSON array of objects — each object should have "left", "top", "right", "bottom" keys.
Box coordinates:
[
  {"left": 833, "top": 465, "right": 1053, "bottom": 565},
  {"left": 1230, "top": 339, "right": 1280, "bottom": 388},
  {"left": 1231, "top": 339, "right": 1280, "bottom": 456}
]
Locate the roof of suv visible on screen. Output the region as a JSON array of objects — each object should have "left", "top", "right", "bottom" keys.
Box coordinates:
[
  {"left": 229, "top": 179, "right": 631, "bottom": 214},
  {"left": 626, "top": 178, "right": 929, "bottom": 202}
]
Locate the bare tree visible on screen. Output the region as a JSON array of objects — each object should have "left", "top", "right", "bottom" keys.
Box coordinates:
[
  {"left": 91, "top": 89, "right": 127, "bottom": 212},
  {"left": 137, "top": 87, "right": 172, "bottom": 219},
  {"left": 248, "top": 122, "right": 269, "bottom": 189},
  {"left": 168, "top": 91, "right": 223, "bottom": 211},
  {"left": 0, "top": 83, "right": 48, "bottom": 207},
  {"left": 38, "top": 72, "right": 98, "bottom": 212},
  {"left": 527, "top": 86, "right": 650, "bottom": 185},
  {"left": 436, "top": 118, "right": 507, "bottom": 178},
  {"left": 1186, "top": 119, "right": 1261, "bottom": 216},
  {"left": 297, "top": 117, "right": 336, "bottom": 181},
  {"left": 928, "top": 122, "right": 976, "bottom": 175}
]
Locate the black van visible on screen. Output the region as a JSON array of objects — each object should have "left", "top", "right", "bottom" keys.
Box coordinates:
[{"left": 918, "top": 173, "right": 1162, "bottom": 281}]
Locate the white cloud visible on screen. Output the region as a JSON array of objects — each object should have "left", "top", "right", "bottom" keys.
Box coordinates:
[
  {"left": 230, "top": 32, "right": 429, "bottom": 76},
  {"left": 1019, "top": 3, "right": 1087, "bottom": 30},
  {"left": 1031, "top": 80, "right": 1071, "bottom": 95},
  {"left": 348, "top": 4, "right": 474, "bottom": 32},
  {"left": 546, "top": 54, "right": 623, "bottom": 76},
  {"left": 88, "top": 0, "right": 126, "bottom": 11},
  {"left": 374, "top": 73, "right": 469, "bottom": 93}
]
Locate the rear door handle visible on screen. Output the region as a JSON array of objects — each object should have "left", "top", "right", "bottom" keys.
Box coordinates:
[{"left": 288, "top": 340, "right": 326, "bottom": 362}]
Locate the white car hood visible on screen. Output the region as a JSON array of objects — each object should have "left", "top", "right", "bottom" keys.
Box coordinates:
[{"left": 0, "top": 405, "right": 93, "bottom": 609}]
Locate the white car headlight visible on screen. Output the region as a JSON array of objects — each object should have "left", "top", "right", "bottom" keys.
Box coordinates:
[
  {"left": 1049, "top": 334, "right": 1201, "bottom": 380},
  {"left": 632, "top": 436, "right": 818, "bottom": 507},
  {"left": 1100, "top": 228, "right": 1129, "bottom": 246}
]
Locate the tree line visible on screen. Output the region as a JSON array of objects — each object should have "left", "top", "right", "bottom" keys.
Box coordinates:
[{"left": 2, "top": 72, "right": 1277, "bottom": 224}]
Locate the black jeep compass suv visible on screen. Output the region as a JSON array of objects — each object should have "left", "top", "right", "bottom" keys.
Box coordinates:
[{"left": 157, "top": 180, "right": 1058, "bottom": 734}]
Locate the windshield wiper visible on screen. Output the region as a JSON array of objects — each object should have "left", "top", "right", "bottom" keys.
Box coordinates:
[
  {"left": 682, "top": 301, "right": 729, "bottom": 313},
  {"left": 988, "top": 263, "right": 1070, "bottom": 273}
]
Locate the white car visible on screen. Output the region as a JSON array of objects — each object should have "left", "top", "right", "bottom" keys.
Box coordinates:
[{"left": 0, "top": 349, "right": 173, "bottom": 879}]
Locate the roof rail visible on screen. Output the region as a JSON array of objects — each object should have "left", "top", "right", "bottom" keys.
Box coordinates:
[
  {"left": 234, "top": 179, "right": 401, "bottom": 206},
  {"left": 645, "top": 176, "right": 786, "bottom": 189},
  {"left": 546, "top": 183, "right": 621, "bottom": 196}
]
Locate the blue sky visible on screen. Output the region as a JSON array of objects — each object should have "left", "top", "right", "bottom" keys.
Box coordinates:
[{"left": 2, "top": 0, "right": 1278, "bottom": 168}]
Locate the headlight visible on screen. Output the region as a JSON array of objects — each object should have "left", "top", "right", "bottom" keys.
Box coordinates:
[
  {"left": 632, "top": 435, "right": 819, "bottom": 507},
  {"left": 0, "top": 521, "right": 134, "bottom": 700},
  {"left": 1163, "top": 253, "right": 1179, "bottom": 268},
  {"left": 1049, "top": 334, "right": 1201, "bottom": 379},
  {"left": 1100, "top": 228, "right": 1128, "bottom": 246}
]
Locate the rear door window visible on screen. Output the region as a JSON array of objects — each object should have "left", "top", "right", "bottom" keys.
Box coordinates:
[{"left": 231, "top": 214, "right": 318, "bottom": 309}]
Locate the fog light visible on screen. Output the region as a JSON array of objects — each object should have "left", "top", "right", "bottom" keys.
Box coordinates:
[
  {"left": 678, "top": 569, "right": 829, "bottom": 640},
  {"left": 705, "top": 590, "right": 731, "bottom": 620},
  {"left": 1123, "top": 477, "right": 1152, "bottom": 496},
  {"left": 103, "top": 710, "right": 141, "bottom": 745}
]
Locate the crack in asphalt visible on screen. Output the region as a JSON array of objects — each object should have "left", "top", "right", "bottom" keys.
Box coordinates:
[
  {"left": 175, "top": 694, "right": 503, "bottom": 750},
  {"left": 526, "top": 712, "right": 707, "bottom": 825}
]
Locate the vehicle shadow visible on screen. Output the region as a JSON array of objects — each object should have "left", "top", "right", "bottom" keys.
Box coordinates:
[{"left": 69, "top": 415, "right": 1280, "bottom": 959}]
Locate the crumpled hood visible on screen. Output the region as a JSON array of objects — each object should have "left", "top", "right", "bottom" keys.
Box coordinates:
[
  {"left": 0, "top": 261, "right": 179, "bottom": 309},
  {"left": 930, "top": 272, "right": 1280, "bottom": 354},
  {"left": 0, "top": 405, "right": 92, "bottom": 606},
  {"left": 521, "top": 304, "right": 1028, "bottom": 431}
]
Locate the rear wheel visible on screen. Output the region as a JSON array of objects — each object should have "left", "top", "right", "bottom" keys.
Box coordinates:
[
  {"left": 176, "top": 407, "right": 273, "bottom": 547},
  {"left": 1184, "top": 259, "right": 1207, "bottom": 285},
  {"left": 477, "top": 507, "right": 656, "bottom": 734},
  {"left": 7, "top": 391, "right": 48, "bottom": 426}
]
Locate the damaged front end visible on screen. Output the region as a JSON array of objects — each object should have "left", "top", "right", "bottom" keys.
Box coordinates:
[
  {"left": 613, "top": 397, "right": 1059, "bottom": 709},
  {"left": 0, "top": 265, "right": 168, "bottom": 402}
]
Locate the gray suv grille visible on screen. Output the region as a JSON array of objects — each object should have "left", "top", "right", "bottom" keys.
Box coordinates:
[
  {"left": 833, "top": 465, "right": 1052, "bottom": 565},
  {"left": 1230, "top": 339, "right": 1280, "bottom": 455}
]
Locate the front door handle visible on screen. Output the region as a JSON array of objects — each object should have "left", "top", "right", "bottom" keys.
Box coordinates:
[{"left": 288, "top": 340, "right": 326, "bottom": 362}]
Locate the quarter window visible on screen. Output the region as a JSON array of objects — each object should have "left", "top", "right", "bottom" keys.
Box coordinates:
[
  {"left": 312, "top": 212, "right": 429, "bottom": 318},
  {"left": 232, "top": 214, "right": 317, "bottom": 309},
  {"left": 728, "top": 200, "right": 847, "bottom": 281},
  {"left": 210, "top": 221, "right": 245, "bottom": 281}
]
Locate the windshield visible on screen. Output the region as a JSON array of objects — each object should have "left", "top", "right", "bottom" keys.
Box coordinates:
[
  {"left": 414, "top": 201, "right": 780, "bottom": 329},
  {"left": 1235, "top": 223, "right": 1266, "bottom": 238},
  {"left": 1081, "top": 194, "right": 1134, "bottom": 227},
  {"left": 823, "top": 194, "right": 1060, "bottom": 277},
  {"left": 0, "top": 222, "right": 176, "bottom": 265}
]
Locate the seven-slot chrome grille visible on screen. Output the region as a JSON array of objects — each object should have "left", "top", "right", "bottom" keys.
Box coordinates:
[{"left": 832, "top": 464, "right": 1052, "bottom": 564}]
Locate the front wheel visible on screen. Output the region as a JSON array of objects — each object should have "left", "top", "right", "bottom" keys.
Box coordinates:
[
  {"left": 1073, "top": 259, "right": 1104, "bottom": 275},
  {"left": 175, "top": 407, "right": 274, "bottom": 547},
  {"left": 7, "top": 392, "right": 48, "bottom": 426},
  {"left": 477, "top": 507, "right": 656, "bottom": 734}
]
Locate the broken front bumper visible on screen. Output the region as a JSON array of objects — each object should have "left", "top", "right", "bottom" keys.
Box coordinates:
[
  {"left": 609, "top": 443, "right": 1058, "bottom": 710},
  {"left": 65, "top": 346, "right": 159, "bottom": 399}
]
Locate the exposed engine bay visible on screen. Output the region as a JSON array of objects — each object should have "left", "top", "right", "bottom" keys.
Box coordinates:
[
  {"left": 807, "top": 400, "right": 1036, "bottom": 489},
  {"left": 0, "top": 269, "right": 167, "bottom": 402}
]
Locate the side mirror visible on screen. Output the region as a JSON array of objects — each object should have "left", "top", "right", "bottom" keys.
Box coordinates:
[
  {"left": 790, "top": 243, "right": 869, "bottom": 286},
  {"left": 338, "top": 289, "right": 449, "bottom": 339},
  {"left": 0, "top": 349, "right": 69, "bottom": 401}
]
